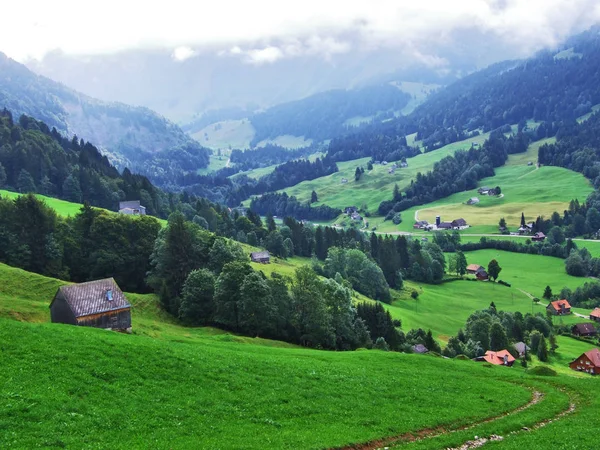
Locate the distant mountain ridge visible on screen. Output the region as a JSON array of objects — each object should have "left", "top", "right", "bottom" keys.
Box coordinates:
[{"left": 0, "top": 52, "right": 209, "bottom": 186}]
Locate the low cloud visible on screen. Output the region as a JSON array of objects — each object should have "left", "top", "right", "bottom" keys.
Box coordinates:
[{"left": 2, "top": 0, "right": 600, "bottom": 63}]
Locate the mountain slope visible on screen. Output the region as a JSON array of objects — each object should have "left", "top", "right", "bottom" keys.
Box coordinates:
[{"left": 0, "top": 52, "right": 209, "bottom": 184}]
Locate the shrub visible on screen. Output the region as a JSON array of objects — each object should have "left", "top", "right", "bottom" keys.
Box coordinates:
[
  {"left": 497, "top": 280, "right": 511, "bottom": 287},
  {"left": 528, "top": 366, "right": 558, "bottom": 376}
]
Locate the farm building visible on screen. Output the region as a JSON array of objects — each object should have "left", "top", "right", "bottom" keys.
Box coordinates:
[
  {"left": 547, "top": 299, "right": 571, "bottom": 315},
  {"left": 413, "top": 220, "right": 429, "bottom": 229},
  {"left": 437, "top": 222, "right": 453, "bottom": 230},
  {"left": 570, "top": 348, "right": 600, "bottom": 375},
  {"left": 119, "top": 200, "right": 146, "bottom": 215},
  {"left": 532, "top": 232, "right": 546, "bottom": 242},
  {"left": 250, "top": 251, "right": 270, "bottom": 264},
  {"left": 474, "top": 350, "right": 515, "bottom": 366},
  {"left": 341, "top": 178, "right": 348, "bottom": 184},
  {"left": 344, "top": 206, "right": 358, "bottom": 215},
  {"left": 572, "top": 323, "right": 597, "bottom": 337},
  {"left": 513, "top": 342, "right": 530, "bottom": 357},
  {"left": 466, "top": 264, "right": 483, "bottom": 274},
  {"left": 452, "top": 218, "right": 468, "bottom": 229},
  {"left": 466, "top": 197, "right": 480, "bottom": 205},
  {"left": 400, "top": 161, "right": 408, "bottom": 168},
  {"left": 476, "top": 269, "right": 489, "bottom": 281},
  {"left": 590, "top": 308, "right": 600, "bottom": 322},
  {"left": 477, "top": 186, "right": 490, "bottom": 195},
  {"left": 50, "top": 278, "right": 131, "bottom": 332}
]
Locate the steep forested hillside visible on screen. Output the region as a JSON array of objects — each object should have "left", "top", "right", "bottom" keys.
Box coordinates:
[
  {"left": 325, "top": 28, "right": 600, "bottom": 162},
  {"left": 0, "top": 52, "right": 209, "bottom": 184},
  {"left": 0, "top": 110, "right": 169, "bottom": 215},
  {"left": 248, "top": 85, "right": 411, "bottom": 145}
]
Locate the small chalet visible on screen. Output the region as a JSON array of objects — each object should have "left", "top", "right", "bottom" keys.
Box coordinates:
[
  {"left": 477, "top": 186, "right": 490, "bottom": 195},
  {"left": 570, "top": 348, "right": 600, "bottom": 375},
  {"left": 590, "top": 308, "right": 600, "bottom": 322},
  {"left": 452, "top": 218, "right": 468, "bottom": 229},
  {"left": 466, "top": 197, "right": 480, "bottom": 205},
  {"left": 547, "top": 299, "right": 571, "bottom": 316},
  {"left": 474, "top": 350, "right": 515, "bottom": 366},
  {"left": 413, "top": 344, "right": 428, "bottom": 354},
  {"left": 532, "top": 232, "right": 546, "bottom": 242},
  {"left": 119, "top": 200, "right": 146, "bottom": 216},
  {"left": 50, "top": 278, "right": 131, "bottom": 332},
  {"left": 476, "top": 269, "right": 489, "bottom": 281},
  {"left": 513, "top": 341, "right": 530, "bottom": 357},
  {"left": 466, "top": 264, "right": 483, "bottom": 274},
  {"left": 572, "top": 323, "right": 598, "bottom": 337},
  {"left": 250, "top": 251, "right": 270, "bottom": 264}
]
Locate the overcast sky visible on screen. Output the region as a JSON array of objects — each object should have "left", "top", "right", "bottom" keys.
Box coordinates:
[{"left": 2, "top": 0, "right": 600, "bottom": 64}]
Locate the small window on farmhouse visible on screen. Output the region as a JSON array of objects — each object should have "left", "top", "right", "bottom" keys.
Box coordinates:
[{"left": 106, "top": 289, "right": 113, "bottom": 301}]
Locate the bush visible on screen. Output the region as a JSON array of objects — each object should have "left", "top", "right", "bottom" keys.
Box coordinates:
[
  {"left": 455, "top": 354, "right": 470, "bottom": 360},
  {"left": 392, "top": 213, "right": 402, "bottom": 225},
  {"left": 497, "top": 280, "right": 511, "bottom": 287},
  {"left": 411, "top": 290, "right": 419, "bottom": 299},
  {"left": 374, "top": 337, "right": 390, "bottom": 351},
  {"left": 528, "top": 366, "right": 558, "bottom": 376}
]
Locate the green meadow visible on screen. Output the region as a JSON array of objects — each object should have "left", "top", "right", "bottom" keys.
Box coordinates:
[
  {"left": 0, "top": 189, "right": 85, "bottom": 217},
  {"left": 278, "top": 132, "right": 492, "bottom": 212}
]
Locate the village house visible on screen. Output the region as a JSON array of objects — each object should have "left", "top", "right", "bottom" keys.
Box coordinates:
[
  {"left": 466, "top": 264, "right": 483, "bottom": 275},
  {"left": 50, "top": 278, "right": 132, "bottom": 332},
  {"left": 590, "top": 308, "right": 600, "bottom": 322},
  {"left": 451, "top": 218, "right": 468, "bottom": 229},
  {"left": 513, "top": 341, "right": 530, "bottom": 357},
  {"left": 477, "top": 186, "right": 490, "bottom": 195},
  {"left": 413, "top": 220, "right": 429, "bottom": 229},
  {"left": 532, "top": 232, "right": 546, "bottom": 242},
  {"left": 572, "top": 323, "right": 598, "bottom": 337},
  {"left": 437, "top": 222, "right": 453, "bottom": 230},
  {"left": 474, "top": 350, "right": 515, "bottom": 366},
  {"left": 351, "top": 212, "right": 362, "bottom": 221},
  {"left": 344, "top": 206, "right": 358, "bottom": 215},
  {"left": 250, "top": 251, "right": 270, "bottom": 264},
  {"left": 570, "top": 348, "right": 600, "bottom": 375},
  {"left": 546, "top": 299, "right": 572, "bottom": 316},
  {"left": 476, "top": 269, "right": 489, "bottom": 281},
  {"left": 119, "top": 200, "right": 146, "bottom": 215},
  {"left": 466, "top": 197, "right": 480, "bottom": 205},
  {"left": 400, "top": 161, "right": 408, "bottom": 168}
]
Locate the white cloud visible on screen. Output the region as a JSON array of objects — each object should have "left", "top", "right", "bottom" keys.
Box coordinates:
[
  {"left": 1, "top": 0, "right": 600, "bottom": 62},
  {"left": 172, "top": 46, "right": 196, "bottom": 61}
]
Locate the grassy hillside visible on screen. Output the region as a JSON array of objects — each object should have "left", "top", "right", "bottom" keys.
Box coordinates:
[
  {"left": 373, "top": 137, "right": 593, "bottom": 234},
  {"left": 0, "top": 189, "right": 86, "bottom": 217},
  {"left": 279, "top": 132, "right": 491, "bottom": 212},
  {"left": 3, "top": 261, "right": 600, "bottom": 449},
  {"left": 191, "top": 119, "right": 255, "bottom": 150}
]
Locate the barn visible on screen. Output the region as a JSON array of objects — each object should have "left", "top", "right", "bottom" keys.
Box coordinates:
[
  {"left": 250, "top": 251, "right": 271, "bottom": 264},
  {"left": 50, "top": 278, "right": 132, "bottom": 332}
]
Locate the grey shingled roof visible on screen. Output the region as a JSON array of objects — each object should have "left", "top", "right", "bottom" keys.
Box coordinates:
[
  {"left": 119, "top": 200, "right": 142, "bottom": 210},
  {"left": 251, "top": 251, "right": 270, "bottom": 259},
  {"left": 55, "top": 278, "right": 130, "bottom": 318}
]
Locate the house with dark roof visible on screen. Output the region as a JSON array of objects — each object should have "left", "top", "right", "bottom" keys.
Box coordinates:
[
  {"left": 476, "top": 269, "right": 489, "bottom": 281},
  {"left": 474, "top": 350, "right": 515, "bottom": 366},
  {"left": 572, "top": 323, "right": 598, "bottom": 337},
  {"left": 547, "top": 299, "right": 571, "bottom": 315},
  {"left": 452, "top": 218, "right": 468, "bottom": 229},
  {"left": 437, "top": 222, "right": 453, "bottom": 230},
  {"left": 590, "top": 308, "right": 600, "bottom": 322},
  {"left": 119, "top": 200, "right": 146, "bottom": 215},
  {"left": 532, "top": 232, "right": 546, "bottom": 242},
  {"left": 250, "top": 251, "right": 270, "bottom": 264},
  {"left": 50, "top": 278, "right": 131, "bottom": 332},
  {"left": 570, "top": 348, "right": 600, "bottom": 375}
]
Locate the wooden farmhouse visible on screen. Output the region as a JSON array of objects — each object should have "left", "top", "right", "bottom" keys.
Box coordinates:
[
  {"left": 546, "top": 299, "right": 572, "bottom": 316},
  {"left": 250, "top": 251, "right": 270, "bottom": 264},
  {"left": 590, "top": 308, "right": 600, "bottom": 322},
  {"left": 50, "top": 278, "right": 132, "bottom": 332},
  {"left": 572, "top": 323, "right": 598, "bottom": 337},
  {"left": 466, "top": 264, "right": 483, "bottom": 274},
  {"left": 474, "top": 350, "right": 515, "bottom": 366},
  {"left": 531, "top": 232, "right": 546, "bottom": 242},
  {"left": 570, "top": 348, "right": 600, "bottom": 375}
]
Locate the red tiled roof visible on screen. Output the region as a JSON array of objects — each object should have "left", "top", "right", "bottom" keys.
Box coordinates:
[
  {"left": 583, "top": 348, "right": 600, "bottom": 367},
  {"left": 591, "top": 308, "right": 600, "bottom": 319},
  {"left": 549, "top": 299, "right": 571, "bottom": 311},
  {"left": 483, "top": 350, "right": 515, "bottom": 365},
  {"left": 467, "top": 264, "right": 482, "bottom": 271}
]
